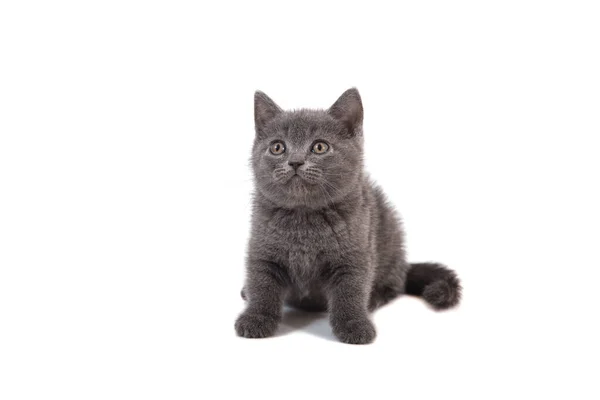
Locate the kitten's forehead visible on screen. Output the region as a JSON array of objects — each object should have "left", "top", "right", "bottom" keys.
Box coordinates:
[{"left": 271, "top": 109, "right": 342, "bottom": 140}]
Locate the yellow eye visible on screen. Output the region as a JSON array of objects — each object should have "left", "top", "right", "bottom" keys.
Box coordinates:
[
  {"left": 270, "top": 141, "right": 285, "bottom": 155},
  {"left": 312, "top": 141, "right": 329, "bottom": 154},
  {"left": 269, "top": 142, "right": 285, "bottom": 156}
]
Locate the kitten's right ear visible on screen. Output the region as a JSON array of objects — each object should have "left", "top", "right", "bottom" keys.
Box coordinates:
[{"left": 254, "top": 91, "right": 282, "bottom": 136}]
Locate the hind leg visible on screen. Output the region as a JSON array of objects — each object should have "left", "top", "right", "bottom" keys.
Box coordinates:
[{"left": 369, "top": 284, "right": 402, "bottom": 311}]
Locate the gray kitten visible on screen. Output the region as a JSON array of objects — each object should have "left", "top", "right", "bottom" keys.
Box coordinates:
[{"left": 235, "top": 88, "right": 461, "bottom": 344}]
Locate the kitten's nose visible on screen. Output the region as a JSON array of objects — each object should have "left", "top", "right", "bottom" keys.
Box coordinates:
[{"left": 288, "top": 160, "right": 305, "bottom": 170}]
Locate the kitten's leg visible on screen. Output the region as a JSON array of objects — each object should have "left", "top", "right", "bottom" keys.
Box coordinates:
[
  {"left": 326, "top": 264, "right": 376, "bottom": 344},
  {"left": 368, "top": 281, "right": 404, "bottom": 311},
  {"left": 235, "top": 260, "right": 287, "bottom": 339}
]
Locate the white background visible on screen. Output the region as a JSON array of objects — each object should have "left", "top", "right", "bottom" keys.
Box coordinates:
[{"left": 1, "top": 1, "right": 599, "bottom": 399}]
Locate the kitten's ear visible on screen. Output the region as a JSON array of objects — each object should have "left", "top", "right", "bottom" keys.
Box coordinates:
[
  {"left": 254, "top": 91, "right": 282, "bottom": 136},
  {"left": 327, "top": 87, "right": 363, "bottom": 136}
]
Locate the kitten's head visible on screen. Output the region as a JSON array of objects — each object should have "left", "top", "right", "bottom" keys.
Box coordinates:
[{"left": 251, "top": 88, "right": 364, "bottom": 209}]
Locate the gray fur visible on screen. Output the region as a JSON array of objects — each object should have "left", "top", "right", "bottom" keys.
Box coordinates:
[{"left": 235, "top": 88, "right": 461, "bottom": 344}]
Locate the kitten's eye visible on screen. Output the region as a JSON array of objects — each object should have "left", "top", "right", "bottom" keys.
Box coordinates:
[
  {"left": 270, "top": 141, "right": 286, "bottom": 155},
  {"left": 312, "top": 141, "right": 329, "bottom": 154}
]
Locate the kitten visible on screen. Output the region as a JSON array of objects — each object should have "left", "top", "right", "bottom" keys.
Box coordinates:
[{"left": 235, "top": 88, "right": 461, "bottom": 344}]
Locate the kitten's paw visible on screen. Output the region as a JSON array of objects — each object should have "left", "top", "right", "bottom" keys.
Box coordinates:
[
  {"left": 235, "top": 312, "right": 279, "bottom": 339},
  {"left": 331, "top": 317, "right": 376, "bottom": 345}
]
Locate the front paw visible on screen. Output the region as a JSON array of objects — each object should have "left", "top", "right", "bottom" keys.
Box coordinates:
[
  {"left": 235, "top": 312, "right": 280, "bottom": 339},
  {"left": 331, "top": 317, "right": 376, "bottom": 344}
]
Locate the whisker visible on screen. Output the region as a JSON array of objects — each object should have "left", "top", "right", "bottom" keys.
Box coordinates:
[{"left": 321, "top": 179, "right": 343, "bottom": 196}]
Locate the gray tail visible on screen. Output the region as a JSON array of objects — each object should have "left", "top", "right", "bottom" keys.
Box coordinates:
[{"left": 406, "top": 263, "right": 462, "bottom": 310}]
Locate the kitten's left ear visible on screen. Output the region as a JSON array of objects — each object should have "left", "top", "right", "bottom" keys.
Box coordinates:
[
  {"left": 254, "top": 91, "right": 282, "bottom": 137},
  {"left": 327, "top": 87, "right": 364, "bottom": 136}
]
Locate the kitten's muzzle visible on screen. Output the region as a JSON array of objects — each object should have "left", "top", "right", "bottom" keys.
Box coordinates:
[{"left": 288, "top": 160, "right": 305, "bottom": 171}]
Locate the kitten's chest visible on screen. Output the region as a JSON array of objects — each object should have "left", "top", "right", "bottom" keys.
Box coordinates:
[{"left": 264, "top": 209, "right": 348, "bottom": 271}]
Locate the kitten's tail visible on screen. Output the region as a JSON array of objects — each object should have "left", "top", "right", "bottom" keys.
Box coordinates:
[{"left": 405, "top": 263, "right": 462, "bottom": 310}]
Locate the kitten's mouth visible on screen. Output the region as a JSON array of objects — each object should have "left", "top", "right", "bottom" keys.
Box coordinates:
[{"left": 287, "top": 174, "right": 305, "bottom": 185}]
